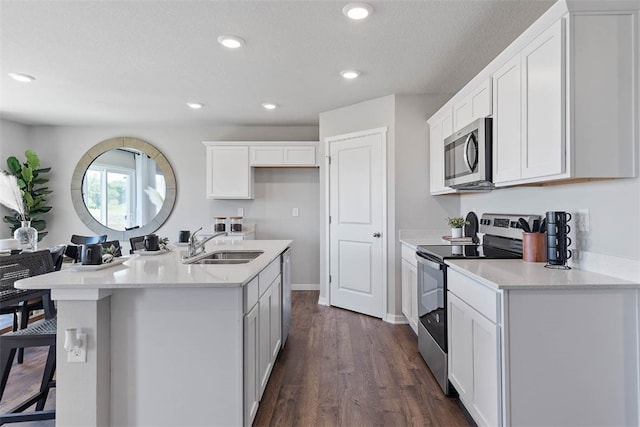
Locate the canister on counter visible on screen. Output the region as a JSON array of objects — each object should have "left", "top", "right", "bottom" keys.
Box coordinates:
[
  {"left": 214, "top": 217, "right": 226, "bottom": 232},
  {"left": 230, "top": 216, "right": 243, "bottom": 232}
]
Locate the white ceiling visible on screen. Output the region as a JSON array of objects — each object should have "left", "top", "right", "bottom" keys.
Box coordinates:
[{"left": 0, "top": 0, "right": 555, "bottom": 127}]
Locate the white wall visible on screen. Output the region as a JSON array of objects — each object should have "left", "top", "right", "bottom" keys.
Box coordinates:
[
  {"left": 319, "top": 94, "right": 460, "bottom": 316},
  {"left": 6, "top": 120, "right": 319, "bottom": 285}
]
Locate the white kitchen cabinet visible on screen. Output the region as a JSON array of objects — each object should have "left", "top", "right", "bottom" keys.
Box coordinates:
[
  {"left": 400, "top": 244, "right": 418, "bottom": 334},
  {"left": 250, "top": 144, "right": 317, "bottom": 167},
  {"left": 521, "top": 19, "right": 564, "bottom": 179},
  {"left": 453, "top": 79, "right": 492, "bottom": 131},
  {"left": 270, "top": 276, "right": 282, "bottom": 360},
  {"left": 243, "top": 302, "right": 259, "bottom": 426},
  {"left": 205, "top": 145, "right": 254, "bottom": 199},
  {"left": 492, "top": 55, "right": 522, "bottom": 184},
  {"left": 258, "top": 275, "right": 281, "bottom": 397},
  {"left": 447, "top": 269, "right": 501, "bottom": 427},
  {"left": 428, "top": 108, "right": 456, "bottom": 195}
]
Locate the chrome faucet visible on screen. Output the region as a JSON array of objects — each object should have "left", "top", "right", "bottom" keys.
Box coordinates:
[{"left": 184, "top": 227, "right": 228, "bottom": 259}]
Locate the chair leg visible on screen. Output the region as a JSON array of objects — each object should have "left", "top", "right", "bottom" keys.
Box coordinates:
[
  {"left": 35, "top": 346, "right": 56, "bottom": 411},
  {"left": 16, "top": 306, "right": 29, "bottom": 364},
  {"left": 0, "top": 346, "right": 17, "bottom": 402}
]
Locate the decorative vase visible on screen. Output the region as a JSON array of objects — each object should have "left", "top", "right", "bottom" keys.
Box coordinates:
[
  {"left": 451, "top": 227, "right": 463, "bottom": 238},
  {"left": 14, "top": 220, "right": 38, "bottom": 251}
]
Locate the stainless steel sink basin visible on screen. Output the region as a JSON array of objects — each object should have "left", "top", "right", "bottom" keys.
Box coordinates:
[{"left": 183, "top": 250, "right": 264, "bottom": 265}]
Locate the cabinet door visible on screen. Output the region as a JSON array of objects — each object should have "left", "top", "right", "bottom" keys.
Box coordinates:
[
  {"left": 448, "top": 293, "right": 473, "bottom": 398},
  {"left": 250, "top": 146, "right": 283, "bottom": 165},
  {"left": 244, "top": 304, "right": 259, "bottom": 426},
  {"left": 283, "top": 146, "right": 316, "bottom": 166},
  {"left": 270, "top": 276, "right": 282, "bottom": 361},
  {"left": 401, "top": 259, "right": 418, "bottom": 334},
  {"left": 206, "top": 146, "right": 253, "bottom": 199},
  {"left": 258, "top": 284, "right": 273, "bottom": 397},
  {"left": 521, "top": 19, "right": 565, "bottom": 179},
  {"left": 453, "top": 98, "right": 472, "bottom": 132},
  {"left": 429, "top": 109, "right": 455, "bottom": 195},
  {"left": 470, "top": 307, "right": 501, "bottom": 427},
  {"left": 470, "top": 79, "right": 492, "bottom": 120},
  {"left": 492, "top": 55, "right": 523, "bottom": 184}
]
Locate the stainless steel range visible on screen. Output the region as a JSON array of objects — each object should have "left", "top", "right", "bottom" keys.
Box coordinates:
[{"left": 415, "top": 213, "right": 540, "bottom": 395}]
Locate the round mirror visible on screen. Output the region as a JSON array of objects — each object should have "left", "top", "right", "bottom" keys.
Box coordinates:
[{"left": 71, "top": 137, "right": 177, "bottom": 241}]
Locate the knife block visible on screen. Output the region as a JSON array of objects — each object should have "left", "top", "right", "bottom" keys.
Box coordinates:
[{"left": 522, "top": 232, "right": 547, "bottom": 262}]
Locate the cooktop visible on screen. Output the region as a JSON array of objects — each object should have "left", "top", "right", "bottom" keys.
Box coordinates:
[{"left": 416, "top": 243, "right": 522, "bottom": 261}]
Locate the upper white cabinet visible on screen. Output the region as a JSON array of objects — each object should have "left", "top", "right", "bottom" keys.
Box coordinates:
[
  {"left": 250, "top": 143, "right": 317, "bottom": 166},
  {"left": 428, "top": 2, "right": 638, "bottom": 190},
  {"left": 204, "top": 141, "right": 319, "bottom": 200},
  {"left": 453, "top": 79, "right": 492, "bottom": 132},
  {"left": 428, "top": 108, "right": 456, "bottom": 195},
  {"left": 205, "top": 145, "right": 254, "bottom": 199}
]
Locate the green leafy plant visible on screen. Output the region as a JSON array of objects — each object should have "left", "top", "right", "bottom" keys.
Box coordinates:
[
  {"left": 447, "top": 217, "right": 468, "bottom": 228},
  {"left": 3, "top": 150, "right": 52, "bottom": 241}
]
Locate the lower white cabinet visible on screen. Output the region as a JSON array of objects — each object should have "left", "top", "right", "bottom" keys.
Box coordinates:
[
  {"left": 400, "top": 247, "right": 418, "bottom": 334},
  {"left": 243, "top": 257, "right": 283, "bottom": 426},
  {"left": 243, "top": 303, "right": 259, "bottom": 426},
  {"left": 447, "top": 291, "right": 500, "bottom": 427}
]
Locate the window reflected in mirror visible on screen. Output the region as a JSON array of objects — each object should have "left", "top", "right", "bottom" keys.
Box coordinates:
[{"left": 82, "top": 148, "right": 166, "bottom": 231}]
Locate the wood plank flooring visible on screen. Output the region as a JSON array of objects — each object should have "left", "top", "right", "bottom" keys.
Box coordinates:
[
  {"left": 0, "top": 291, "right": 472, "bottom": 426},
  {"left": 254, "top": 291, "right": 473, "bottom": 427}
]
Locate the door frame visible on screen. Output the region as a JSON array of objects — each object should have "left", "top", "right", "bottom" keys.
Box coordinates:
[{"left": 324, "top": 126, "right": 388, "bottom": 320}]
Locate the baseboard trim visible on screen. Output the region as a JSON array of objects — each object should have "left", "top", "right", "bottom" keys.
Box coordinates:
[
  {"left": 317, "top": 296, "right": 329, "bottom": 306},
  {"left": 385, "top": 313, "right": 409, "bottom": 324},
  {"left": 292, "top": 283, "right": 320, "bottom": 291}
]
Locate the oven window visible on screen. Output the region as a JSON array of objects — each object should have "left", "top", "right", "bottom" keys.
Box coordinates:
[{"left": 417, "top": 256, "right": 447, "bottom": 351}]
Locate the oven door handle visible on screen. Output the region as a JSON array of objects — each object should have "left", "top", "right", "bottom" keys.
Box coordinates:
[{"left": 416, "top": 254, "right": 444, "bottom": 271}]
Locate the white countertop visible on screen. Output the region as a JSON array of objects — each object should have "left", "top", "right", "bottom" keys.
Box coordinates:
[
  {"left": 447, "top": 259, "right": 639, "bottom": 290},
  {"left": 15, "top": 240, "right": 291, "bottom": 290},
  {"left": 399, "top": 229, "right": 465, "bottom": 250}
]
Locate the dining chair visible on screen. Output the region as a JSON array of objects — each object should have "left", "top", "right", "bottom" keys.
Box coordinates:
[
  {"left": 129, "top": 235, "right": 145, "bottom": 254},
  {"left": 0, "top": 251, "right": 56, "bottom": 363}
]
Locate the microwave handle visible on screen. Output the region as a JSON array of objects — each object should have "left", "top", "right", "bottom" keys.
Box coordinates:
[{"left": 463, "top": 134, "right": 474, "bottom": 172}]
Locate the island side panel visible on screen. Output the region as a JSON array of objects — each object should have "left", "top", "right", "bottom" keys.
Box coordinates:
[
  {"left": 56, "top": 295, "right": 112, "bottom": 426},
  {"left": 504, "top": 288, "right": 640, "bottom": 427},
  {"left": 110, "top": 287, "right": 244, "bottom": 426}
]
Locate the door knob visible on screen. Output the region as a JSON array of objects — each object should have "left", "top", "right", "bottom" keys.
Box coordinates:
[{"left": 373, "top": 233, "right": 381, "bottom": 238}]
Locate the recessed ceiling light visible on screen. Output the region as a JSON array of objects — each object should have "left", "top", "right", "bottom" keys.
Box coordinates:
[
  {"left": 343, "top": 3, "right": 373, "bottom": 20},
  {"left": 261, "top": 103, "right": 277, "bottom": 110},
  {"left": 217, "top": 35, "right": 245, "bottom": 49},
  {"left": 340, "top": 70, "right": 360, "bottom": 79},
  {"left": 8, "top": 72, "right": 35, "bottom": 83},
  {"left": 186, "top": 102, "right": 203, "bottom": 110}
]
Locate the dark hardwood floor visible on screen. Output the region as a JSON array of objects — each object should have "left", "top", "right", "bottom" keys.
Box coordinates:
[
  {"left": 254, "top": 291, "right": 472, "bottom": 427},
  {"left": 0, "top": 291, "right": 471, "bottom": 426}
]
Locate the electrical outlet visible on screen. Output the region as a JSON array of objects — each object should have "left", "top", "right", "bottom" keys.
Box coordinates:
[
  {"left": 577, "top": 208, "right": 590, "bottom": 232},
  {"left": 292, "top": 208, "right": 299, "bottom": 217},
  {"left": 237, "top": 208, "right": 244, "bottom": 217},
  {"left": 67, "top": 333, "right": 87, "bottom": 363}
]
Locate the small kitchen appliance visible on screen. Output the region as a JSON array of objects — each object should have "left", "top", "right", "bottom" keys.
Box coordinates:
[
  {"left": 415, "top": 212, "right": 540, "bottom": 395},
  {"left": 444, "top": 117, "right": 493, "bottom": 190}
]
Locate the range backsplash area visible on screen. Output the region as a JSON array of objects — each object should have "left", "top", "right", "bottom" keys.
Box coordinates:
[{"left": 459, "top": 177, "right": 640, "bottom": 282}]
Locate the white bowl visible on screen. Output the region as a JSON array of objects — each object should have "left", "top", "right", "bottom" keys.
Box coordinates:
[{"left": 0, "top": 238, "right": 19, "bottom": 250}]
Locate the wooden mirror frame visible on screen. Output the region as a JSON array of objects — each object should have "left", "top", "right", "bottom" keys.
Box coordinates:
[{"left": 70, "top": 137, "right": 177, "bottom": 241}]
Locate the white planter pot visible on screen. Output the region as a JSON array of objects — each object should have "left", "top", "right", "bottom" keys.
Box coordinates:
[{"left": 451, "top": 227, "right": 463, "bottom": 238}]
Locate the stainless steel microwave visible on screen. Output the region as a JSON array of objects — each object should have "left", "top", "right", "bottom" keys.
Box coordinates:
[{"left": 444, "top": 117, "right": 493, "bottom": 190}]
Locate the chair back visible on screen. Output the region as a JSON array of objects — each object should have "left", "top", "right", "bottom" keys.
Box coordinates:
[
  {"left": 129, "top": 236, "right": 145, "bottom": 254},
  {"left": 70, "top": 234, "right": 107, "bottom": 245},
  {"left": 0, "top": 250, "right": 55, "bottom": 289},
  {"left": 48, "top": 245, "right": 67, "bottom": 271}
]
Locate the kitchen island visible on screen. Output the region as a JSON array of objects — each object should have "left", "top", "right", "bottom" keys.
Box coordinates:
[{"left": 15, "top": 239, "right": 292, "bottom": 427}]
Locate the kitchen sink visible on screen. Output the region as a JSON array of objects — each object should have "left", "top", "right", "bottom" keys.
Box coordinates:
[{"left": 183, "top": 250, "right": 264, "bottom": 265}]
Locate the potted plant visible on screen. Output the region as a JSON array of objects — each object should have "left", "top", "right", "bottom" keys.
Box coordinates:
[
  {"left": 2, "top": 150, "right": 52, "bottom": 242},
  {"left": 447, "top": 217, "right": 468, "bottom": 238}
]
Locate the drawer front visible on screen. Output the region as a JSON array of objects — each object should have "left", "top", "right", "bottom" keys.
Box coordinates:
[
  {"left": 244, "top": 275, "right": 259, "bottom": 313},
  {"left": 401, "top": 244, "right": 417, "bottom": 267},
  {"left": 447, "top": 268, "right": 500, "bottom": 323},
  {"left": 259, "top": 257, "right": 281, "bottom": 297}
]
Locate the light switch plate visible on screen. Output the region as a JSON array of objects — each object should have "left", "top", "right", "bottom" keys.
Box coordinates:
[
  {"left": 67, "top": 333, "right": 87, "bottom": 363},
  {"left": 292, "top": 208, "right": 299, "bottom": 217},
  {"left": 237, "top": 208, "right": 244, "bottom": 217}
]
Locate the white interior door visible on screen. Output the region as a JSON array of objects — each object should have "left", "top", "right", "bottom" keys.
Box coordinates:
[{"left": 328, "top": 129, "right": 385, "bottom": 318}]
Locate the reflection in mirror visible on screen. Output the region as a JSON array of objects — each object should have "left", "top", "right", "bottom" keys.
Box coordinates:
[
  {"left": 82, "top": 148, "right": 166, "bottom": 231},
  {"left": 71, "top": 137, "right": 176, "bottom": 242}
]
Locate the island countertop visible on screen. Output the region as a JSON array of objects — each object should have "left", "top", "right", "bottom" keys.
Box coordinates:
[{"left": 15, "top": 239, "right": 291, "bottom": 290}]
